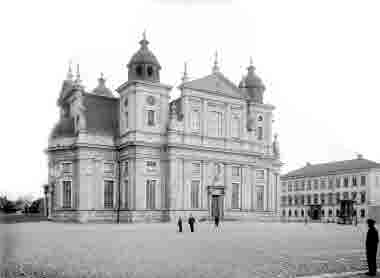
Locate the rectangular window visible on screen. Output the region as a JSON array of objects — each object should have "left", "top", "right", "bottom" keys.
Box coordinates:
[
  {"left": 294, "top": 181, "right": 299, "bottom": 191},
  {"left": 336, "top": 192, "right": 340, "bottom": 203},
  {"left": 190, "top": 180, "right": 200, "bottom": 209},
  {"left": 231, "top": 114, "right": 240, "bottom": 138},
  {"left": 208, "top": 111, "right": 223, "bottom": 137},
  {"left": 123, "top": 161, "right": 129, "bottom": 178},
  {"left": 104, "top": 180, "right": 114, "bottom": 208},
  {"left": 361, "top": 175, "right": 366, "bottom": 186},
  {"left": 192, "top": 163, "right": 201, "bottom": 176},
  {"left": 343, "top": 192, "right": 349, "bottom": 200},
  {"left": 62, "top": 162, "right": 72, "bottom": 173},
  {"left": 104, "top": 163, "right": 114, "bottom": 175},
  {"left": 62, "top": 181, "right": 71, "bottom": 208},
  {"left": 232, "top": 183, "right": 240, "bottom": 209},
  {"left": 328, "top": 193, "right": 333, "bottom": 205},
  {"left": 232, "top": 166, "right": 240, "bottom": 177},
  {"left": 301, "top": 180, "right": 305, "bottom": 191},
  {"left": 146, "top": 161, "right": 157, "bottom": 173},
  {"left": 147, "top": 110, "right": 155, "bottom": 126},
  {"left": 336, "top": 177, "right": 341, "bottom": 188},
  {"left": 313, "top": 194, "right": 318, "bottom": 204},
  {"left": 351, "top": 191, "right": 357, "bottom": 201},
  {"left": 313, "top": 179, "right": 319, "bottom": 190},
  {"left": 124, "top": 180, "right": 129, "bottom": 209},
  {"left": 307, "top": 195, "right": 311, "bottom": 204},
  {"left": 328, "top": 178, "right": 333, "bottom": 189},
  {"left": 352, "top": 176, "right": 357, "bottom": 187},
  {"left": 256, "top": 170, "right": 265, "bottom": 180},
  {"left": 361, "top": 191, "right": 366, "bottom": 204},
  {"left": 320, "top": 179, "right": 326, "bottom": 189},
  {"left": 146, "top": 180, "right": 156, "bottom": 209},
  {"left": 288, "top": 182, "right": 292, "bottom": 192},
  {"left": 344, "top": 177, "right": 349, "bottom": 187},
  {"left": 125, "top": 112, "right": 129, "bottom": 129},
  {"left": 257, "top": 126, "right": 263, "bottom": 140},
  {"left": 256, "top": 187, "right": 264, "bottom": 209},
  {"left": 320, "top": 193, "right": 325, "bottom": 204},
  {"left": 307, "top": 180, "right": 312, "bottom": 190},
  {"left": 191, "top": 109, "right": 200, "bottom": 130}
]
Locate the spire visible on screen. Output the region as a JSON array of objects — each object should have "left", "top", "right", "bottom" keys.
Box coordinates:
[
  {"left": 66, "top": 60, "right": 73, "bottom": 81},
  {"left": 139, "top": 29, "right": 149, "bottom": 49},
  {"left": 75, "top": 64, "right": 81, "bottom": 84},
  {"left": 181, "top": 62, "right": 189, "bottom": 83},
  {"left": 212, "top": 51, "right": 220, "bottom": 74},
  {"left": 247, "top": 56, "right": 255, "bottom": 71}
]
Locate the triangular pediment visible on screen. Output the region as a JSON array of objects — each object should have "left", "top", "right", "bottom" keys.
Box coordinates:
[{"left": 181, "top": 72, "right": 248, "bottom": 99}]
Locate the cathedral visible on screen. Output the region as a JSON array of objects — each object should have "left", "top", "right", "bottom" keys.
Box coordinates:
[{"left": 44, "top": 33, "right": 283, "bottom": 223}]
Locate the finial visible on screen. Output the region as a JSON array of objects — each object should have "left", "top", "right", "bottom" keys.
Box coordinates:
[
  {"left": 75, "top": 64, "right": 81, "bottom": 84},
  {"left": 181, "top": 62, "right": 188, "bottom": 82},
  {"left": 140, "top": 29, "right": 149, "bottom": 48},
  {"left": 212, "top": 50, "right": 220, "bottom": 73},
  {"left": 143, "top": 29, "right": 146, "bottom": 41},
  {"left": 66, "top": 60, "right": 73, "bottom": 81},
  {"left": 98, "top": 72, "right": 105, "bottom": 84},
  {"left": 248, "top": 56, "right": 255, "bottom": 71}
]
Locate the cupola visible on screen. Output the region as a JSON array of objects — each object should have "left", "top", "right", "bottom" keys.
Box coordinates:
[
  {"left": 127, "top": 31, "right": 161, "bottom": 82},
  {"left": 241, "top": 58, "right": 265, "bottom": 103}
]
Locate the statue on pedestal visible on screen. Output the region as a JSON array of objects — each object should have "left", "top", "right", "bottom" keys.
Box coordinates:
[
  {"left": 212, "top": 163, "right": 223, "bottom": 187},
  {"left": 71, "top": 91, "right": 87, "bottom": 133},
  {"left": 272, "top": 133, "right": 280, "bottom": 158}
]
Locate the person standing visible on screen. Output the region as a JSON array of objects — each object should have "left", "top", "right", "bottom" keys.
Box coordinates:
[
  {"left": 214, "top": 215, "right": 220, "bottom": 231},
  {"left": 188, "top": 214, "right": 195, "bottom": 232},
  {"left": 177, "top": 216, "right": 183, "bottom": 233},
  {"left": 366, "top": 218, "right": 379, "bottom": 276}
]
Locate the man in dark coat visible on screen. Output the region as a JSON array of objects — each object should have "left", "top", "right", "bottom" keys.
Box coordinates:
[
  {"left": 366, "top": 218, "right": 379, "bottom": 276},
  {"left": 177, "top": 216, "right": 183, "bottom": 233},
  {"left": 214, "top": 215, "right": 220, "bottom": 231},
  {"left": 188, "top": 214, "right": 195, "bottom": 232}
]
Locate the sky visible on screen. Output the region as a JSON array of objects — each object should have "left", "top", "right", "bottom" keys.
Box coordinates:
[{"left": 1, "top": 0, "right": 380, "bottom": 200}]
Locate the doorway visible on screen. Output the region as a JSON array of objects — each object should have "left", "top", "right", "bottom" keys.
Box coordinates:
[{"left": 211, "top": 195, "right": 224, "bottom": 218}]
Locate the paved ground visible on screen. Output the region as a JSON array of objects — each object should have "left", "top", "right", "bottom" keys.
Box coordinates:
[{"left": 0, "top": 221, "right": 378, "bottom": 278}]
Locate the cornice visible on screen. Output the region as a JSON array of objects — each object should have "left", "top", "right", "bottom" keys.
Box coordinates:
[{"left": 116, "top": 80, "right": 172, "bottom": 93}]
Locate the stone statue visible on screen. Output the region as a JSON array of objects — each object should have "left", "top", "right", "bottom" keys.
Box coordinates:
[
  {"left": 71, "top": 91, "right": 86, "bottom": 133},
  {"left": 170, "top": 102, "right": 177, "bottom": 118},
  {"left": 272, "top": 133, "right": 280, "bottom": 158},
  {"left": 212, "top": 163, "right": 223, "bottom": 186}
]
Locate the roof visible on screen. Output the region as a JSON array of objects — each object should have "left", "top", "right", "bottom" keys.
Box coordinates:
[
  {"left": 83, "top": 93, "right": 119, "bottom": 137},
  {"left": 180, "top": 72, "right": 248, "bottom": 99},
  {"left": 128, "top": 38, "right": 161, "bottom": 68},
  {"left": 282, "top": 158, "right": 380, "bottom": 179},
  {"left": 50, "top": 93, "right": 119, "bottom": 139}
]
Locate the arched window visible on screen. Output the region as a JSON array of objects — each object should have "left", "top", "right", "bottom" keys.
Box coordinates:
[
  {"left": 289, "top": 210, "right": 292, "bottom": 217},
  {"left": 301, "top": 210, "right": 304, "bottom": 217},
  {"left": 361, "top": 209, "right": 365, "bottom": 218},
  {"left": 328, "top": 209, "right": 332, "bottom": 217},
  {"left": 321, "top": 209, "right": 325, "bottom": 217},
  {"left": 282, "top": 210, "right": 286, "bottom": 217},
  {"left": 295, "top": 210, "right": 298, "bottom": 217},
  {"left": 147, "top": 66, "right": 154, "bottom": 77},
  {"left": 136, "top": 65, "right": 143, "bottom": 76},
  {"left": 257, "top": 126, "right": 263, "bottom": 140}
]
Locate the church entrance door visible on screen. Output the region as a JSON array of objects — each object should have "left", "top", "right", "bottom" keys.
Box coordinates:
[{"left": 211, "top": 195, "right": 224, "bottom": 219}]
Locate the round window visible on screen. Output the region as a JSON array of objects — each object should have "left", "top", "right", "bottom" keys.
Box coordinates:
[{"left": 258, "top": 115, "right": 263, "bottom": 122}]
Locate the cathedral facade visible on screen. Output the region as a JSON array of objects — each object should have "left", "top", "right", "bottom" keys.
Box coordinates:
[{"left": 44, "top": 34, "right": 282, "bottom": 223}]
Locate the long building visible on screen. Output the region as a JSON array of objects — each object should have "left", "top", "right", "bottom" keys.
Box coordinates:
[
  {"left": 280, "top": 155, "right": 380, "bottom": 222},
  {"left": 43, "top": 33, "right": 282, "bottom": 223}
]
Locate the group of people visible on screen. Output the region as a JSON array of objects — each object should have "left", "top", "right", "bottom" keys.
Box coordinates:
[{"left": 177, "top": 214, "right": 220, "bottom": 233}]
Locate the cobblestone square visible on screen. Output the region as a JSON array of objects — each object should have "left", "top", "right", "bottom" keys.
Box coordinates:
[{"left": 0, "top": 221, "right": 377, "bottom": 278}]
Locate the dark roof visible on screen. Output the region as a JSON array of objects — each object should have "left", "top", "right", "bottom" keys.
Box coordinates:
[
  {"left": 180, "top": 72, "right": 247, "bottom": 99},
  {"left": 50, "top": 117, "right": 75, "bottom": 139},
  {"left": 84, "top": 93, "right": 119, "bottom": 137},
  {"left": 128, "top": 38, "right": 161, "bottom": 69},
  {"left": 282, "top": 158, "right": 380, "bottom": 179},
  {"left": 50, "top": 93, "right": 119, "bottom": 139}
]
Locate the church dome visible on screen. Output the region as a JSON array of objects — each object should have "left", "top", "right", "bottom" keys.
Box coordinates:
[
  {"left": 242, "top": 59, "right": 266, "bottom": 103},
  {"left": 127, "top": 32, "right": 161, "bottom": 82}
]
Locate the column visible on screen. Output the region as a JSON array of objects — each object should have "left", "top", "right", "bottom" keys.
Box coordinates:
[
  {"left": 251, "top": 167, "right": 256, "bottom": 210},
  {"left": 242, "top": 165, "right": 250, "bottom": 210},
  {"left": 168, "top": 158, "right": 177, "bottom": 209},
  {"left": 264, "top": 168, "right": 269, "bottom": 211},
  {"left": 224, "top": 163, "right": 231, "bottom": 210},
  {"left": 201, "top": 99, "right": 208, "bottom": 139}
]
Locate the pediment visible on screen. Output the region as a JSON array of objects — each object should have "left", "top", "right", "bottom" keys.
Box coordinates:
[{"left": 181, "top": 72, "right": 248, "bottom": 99}]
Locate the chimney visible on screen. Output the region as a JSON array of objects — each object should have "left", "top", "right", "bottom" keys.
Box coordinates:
[
  {"left": 306, "top": 162, "right": 311, "bottom": 166},
  {"left": 357, "top": 154, "right": 363, "bottom": 159}
]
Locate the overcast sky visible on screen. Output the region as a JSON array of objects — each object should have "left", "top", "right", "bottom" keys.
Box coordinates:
[{"left": 1, "top": 0, "right": 379, "bottom": 200}]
